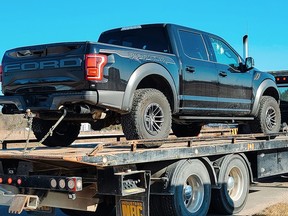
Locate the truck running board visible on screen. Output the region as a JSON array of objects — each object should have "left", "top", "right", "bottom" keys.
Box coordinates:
[{"left": 179, "top": 116, "right": 254, "bottom": 121}]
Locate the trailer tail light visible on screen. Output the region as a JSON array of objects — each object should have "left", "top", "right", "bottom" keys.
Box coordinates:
[
  {"left": 85, "top": 54, "right": 107, "bottom": 81},
  {"left": 49, "top": 177, "right": 82, "bottom": 191},
  {"left": 67, "top": 177, "right": 82, "bottom": 192},
  {"left": 7, "top": 178, "right": 13, "bottom": 184},
  {"left": 17, "top": 178, "right": 22, "bottom": 185},
  {"left": 50, "top": 178, "right": 57, "bottom": 188},
  {"left": 59, "top": 179, "right": 66, "bottom": 189}
]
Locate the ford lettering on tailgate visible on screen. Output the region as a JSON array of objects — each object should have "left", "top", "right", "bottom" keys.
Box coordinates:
[{"left": 4, "top": 58, "right": 82, "bottom": 72}]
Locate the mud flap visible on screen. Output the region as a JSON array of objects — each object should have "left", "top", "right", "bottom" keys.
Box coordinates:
[{"left": 115, "top": 171, "right": 151, "bottom": 216}]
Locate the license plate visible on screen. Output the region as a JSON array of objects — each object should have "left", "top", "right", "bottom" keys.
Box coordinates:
[{"left": 121, "top": 200, "right": 144, "bottom": 216}]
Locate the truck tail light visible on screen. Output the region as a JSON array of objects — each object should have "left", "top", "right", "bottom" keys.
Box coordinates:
[{"left": 85, "top": 54, "right": 107, "bottom": 81}]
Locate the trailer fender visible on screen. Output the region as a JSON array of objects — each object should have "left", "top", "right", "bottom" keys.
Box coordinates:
[
  {"left": 200, "top": 157, "right": 217, "bottom": 188},
  {"left": 239, "top": 153, "right": 254, "bottom": 183}
]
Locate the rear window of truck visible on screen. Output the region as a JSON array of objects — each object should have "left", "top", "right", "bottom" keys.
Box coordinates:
[{"left": 98, "top": 26, "right": 171, "bottom": 53}]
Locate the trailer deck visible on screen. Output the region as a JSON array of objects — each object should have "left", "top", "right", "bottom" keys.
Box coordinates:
[
  {"left": 0, "top": 133, "right": 287, "bottom": 168},
  {"left": 0, "top": 133, "right": 288, "bottom": 215}
]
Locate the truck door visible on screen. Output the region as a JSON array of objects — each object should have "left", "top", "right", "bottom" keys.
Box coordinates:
[
  {"left": 207, "top": 36, "right": 253, "bottom": 116},
  {"left": 178, "top": 30, "right": 219, "bottom": 115}
]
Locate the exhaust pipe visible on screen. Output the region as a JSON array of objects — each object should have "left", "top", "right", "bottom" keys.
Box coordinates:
[
  {"left": 243, "top": 35, "right": 248, "bottom": 59},
  {"left": 74, "top": 105, "right": 106, "bottom": 119},
  {"left": 74, "top": 105, "right": 91, "bottom": 114}
]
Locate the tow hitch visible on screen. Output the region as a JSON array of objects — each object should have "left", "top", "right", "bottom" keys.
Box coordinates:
[{"left": 9, "top": 194, "right": 39, "bottom": 214}]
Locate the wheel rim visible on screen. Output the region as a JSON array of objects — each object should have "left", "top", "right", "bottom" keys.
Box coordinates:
[
  {"left": 183, "top": 174, "right": 204, "bottom": 213},
  {"left": 227, "top": 167, "right": 244, "bottom": 201},
  {"left": 265, "top": 106, "right": 277, "bottom": 130},
  {"left": 144, "top": 103, "right": 164, "bottom": 135}
]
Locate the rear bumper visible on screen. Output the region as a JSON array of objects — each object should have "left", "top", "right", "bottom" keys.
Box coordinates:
[
  {"left": 0, "top": 91, "right": 99, "bottom": 113},
  {"left": 0, "top": 96, "right": 26, "bottom": 112}
]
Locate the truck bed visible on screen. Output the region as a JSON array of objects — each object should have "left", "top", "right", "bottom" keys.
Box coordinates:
[{"left": 0, "top": 134, "right": 287, "bottom": 168}]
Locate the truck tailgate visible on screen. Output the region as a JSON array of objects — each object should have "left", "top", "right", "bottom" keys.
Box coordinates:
[{"left": 2, "top": 42, "right": 88, "bottom": 94}]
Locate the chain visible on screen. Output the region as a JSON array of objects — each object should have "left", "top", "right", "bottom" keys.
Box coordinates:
[
  {"left": 23, "top": 109, "right": 35, "bottom": 152},
  {"left": 24, "top": 108, "right": 67, "bottom": 153}
]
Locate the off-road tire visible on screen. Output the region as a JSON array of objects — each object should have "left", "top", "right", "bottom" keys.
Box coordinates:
[
  {"left": 32, "top": 119, "right": 81, "bottom": 147},
  {"left": 172, "top": 123, "right": 202, "bottom": 137},
  {"left": 121, "top": 88, "right": 171, "bottom": 147},
  {"left": 250, "top": 96, "right": 281, "bottom": 138}
]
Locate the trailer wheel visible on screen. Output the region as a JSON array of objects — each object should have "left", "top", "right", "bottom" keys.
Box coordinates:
[
  {"left": 121, "top": 88, "right": 171, "bottom": 147},
  {"left": 162, "top": 159, "right": 211, "bottom": 216},
  {"left": 250, "top": 96, "right": 281, "bottom": 138},
  {"left": 172, "top": 123, "right": 202, "bottom": 137},
  {"left": 211, "top": 154, "right": 249, "bottom": 214},
  {"left": 32, "top": 119, "right": 80, "bottom": 147}
]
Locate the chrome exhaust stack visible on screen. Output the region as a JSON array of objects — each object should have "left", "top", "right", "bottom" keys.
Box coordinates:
[{"left": 243, "top": 35, "right": 249, "bottom": 59}]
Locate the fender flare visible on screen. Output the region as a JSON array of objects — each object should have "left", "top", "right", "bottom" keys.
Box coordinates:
[
  {"left": 121, "top": 62, "right": 178, "bottom": 112},
  {"left": 251, "top": 79, "right": 280, "bottom": 116}
]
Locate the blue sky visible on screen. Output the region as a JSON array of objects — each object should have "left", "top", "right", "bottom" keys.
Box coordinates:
[{"left": 0, "top": 0, "right": 287, "bottom": 71}]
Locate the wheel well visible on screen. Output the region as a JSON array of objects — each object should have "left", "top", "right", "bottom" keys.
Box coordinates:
[
  {"left": 137, "top": 74, "right": 174, "bottom": 111},
  {"left": 263, "top": 87, "right": 280, "bottom": 101}
]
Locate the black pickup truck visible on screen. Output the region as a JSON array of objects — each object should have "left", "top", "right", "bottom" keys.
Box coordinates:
[{"left": 0, "top": 24, "right": 281, "bottom": 147}]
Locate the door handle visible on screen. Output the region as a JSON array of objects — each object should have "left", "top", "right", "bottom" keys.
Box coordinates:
[
  {"left": 219, "top": 71, "right": 227, "bottom": 77},
  {"left": 186, "top": 66, "right": 195, "bottom": 73}
]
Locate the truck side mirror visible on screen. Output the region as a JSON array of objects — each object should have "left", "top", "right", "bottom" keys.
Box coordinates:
[{"left": 245, "top": 57, "right": 254, "bottom": 71}]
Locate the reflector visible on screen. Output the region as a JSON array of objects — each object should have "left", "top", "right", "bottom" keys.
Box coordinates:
[{"left": 7, "top": 178, "right": 13, "bottom": 184}]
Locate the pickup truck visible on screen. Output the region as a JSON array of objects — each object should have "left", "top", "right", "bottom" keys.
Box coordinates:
[{"left": 0, "top": 24, "right": 281, "bottom": 147}]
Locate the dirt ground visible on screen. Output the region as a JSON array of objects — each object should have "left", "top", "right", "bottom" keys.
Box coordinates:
[{"left": 254, "top": 203, "right": 288, "bottom": 216}]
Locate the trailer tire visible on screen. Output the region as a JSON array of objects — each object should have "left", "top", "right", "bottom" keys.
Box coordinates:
[
  {"left": 162, "top": 159, "right": 211, "bottom": 216},
  {"left": 172, "top": 123, "right": 202, "bottom": 137},
  {"left": 250, "top": 96, "right": 281, "bottom": 138},
  {"left": 210, "top": 154, "right": 249, "bottom": 214},
  {"left": 121, "top": 88, "right": 171, "bottom": 147},
  {"left": 32, "top": 119, "right": 80, "bottom": 147}
]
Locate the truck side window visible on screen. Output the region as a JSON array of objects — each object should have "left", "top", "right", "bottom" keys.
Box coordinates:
[
  {"left": 209, "top": 37, "right": 240, "bottom": 69},
  {"left": 179, "top": 31, "right": 208, "bottom": 60},
  {"left": 98, "top": 27, "right": 171, "bottom": 53}
]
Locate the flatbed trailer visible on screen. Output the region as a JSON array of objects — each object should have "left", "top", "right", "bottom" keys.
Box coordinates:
[{"left": 0, "top": 133, "right": 288, "bottom": 216}]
